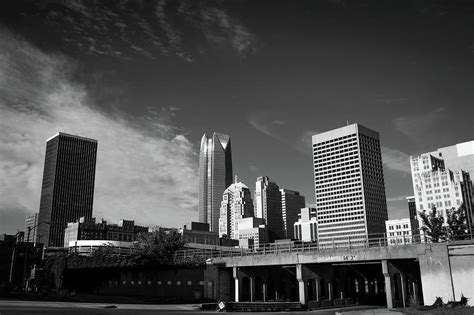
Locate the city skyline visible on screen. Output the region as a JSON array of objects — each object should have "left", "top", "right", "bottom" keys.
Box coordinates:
[{"left": 2, "top": 1, "right": 474, "bottom": 233}]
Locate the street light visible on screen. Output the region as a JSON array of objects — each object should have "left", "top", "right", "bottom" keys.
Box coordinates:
[{"left": 22, "top": 221, "right": 50, "bottom": 291}]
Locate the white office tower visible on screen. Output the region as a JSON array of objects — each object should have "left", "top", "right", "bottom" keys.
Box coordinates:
[
  {"left": 312, "top": 124, "right": 388, "bottom": 248},
  {"left": 218, "top": 178, "right": 254, "bottom": 240},
  {"left": 410, "top": 153, "right": 473, "bottom": 234},
  {"left": 431, "top": 141, "right": 474, "bottom": 177},
  {"left": 294, "top": 207, "right": 317, "bottom": 242}
]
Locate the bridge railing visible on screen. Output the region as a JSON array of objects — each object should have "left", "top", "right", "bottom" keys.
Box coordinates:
[{"left": 173, "top": 229, "right": 473, "bottom": 262}]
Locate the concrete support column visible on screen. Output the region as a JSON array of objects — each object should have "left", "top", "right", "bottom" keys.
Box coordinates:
[
  {"left": 382, "top": 260, "right": 394, "bottom": 309},
  {"left": 233, "top": 267, "right": 240, "bottom": 302},
  {"left": 315, "top": 278, "right": 322, "bottom": 301},
  {"left": 328, "top": 282, "right": 333, "bottom": 300},
  {"left": 296, "top": 264, "right": 308, "bottom": 305},
  {"left": 263, "top": 282, "right": 267, "bottom": 302},
  {"left": 249, "top": 276, "right": 256, "bottom": 302},
  {"left": 400, "top": 273, "right": 407, "bottom": 308}
]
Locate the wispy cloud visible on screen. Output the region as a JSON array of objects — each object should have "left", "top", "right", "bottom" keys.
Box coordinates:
[
  {"left": 381, "top": 146, "right": 411, "bottom": 174},
  {"left": 392, "top": 107, "right": 447, "bottom": 139},
  {"left": 0, "top": 29, "right": 198, "bottom": 233},
  {"left": 295, "top": 130, "right": 319, "bottom": 155},
  {"left": 5, "top": 0, "right": 258, "bottom": 62},
  {"left": 247, "top": 112, "right": 288, "bottom": 140}
]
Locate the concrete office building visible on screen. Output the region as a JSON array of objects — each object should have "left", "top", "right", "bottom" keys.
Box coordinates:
[
  {"left": 407, "top": 196, "right": 417, "bottom": 220},
  {"left": 198, "top": 132, "right": 233, "bottom": 233},
  {"left": 25, "top": 213, "right": 38, "bottom": 243},
  {"left": 280, "top": 189, "right": 306, "bottom": 240},
  {"left": 255, "top": 176, "right": 284, "bottom": 242},
  {"left": 385, "top": 218, "right": 418, "bottom": 245},
  {"left": 218, "top": 179, "right": 254, "bottom": 240},
  {"left": 237, "top": 217, "right": 268, "bottom": 249},
  {"left": 432, "top": 141, "right": 474, "bottom": 178},
  {"left": 410, "top": 153, "right": 473, "bottom": 234},
  {"left": 294, "top": 207, "right": 317, "bottom": 242},
  {"left": 180, "top": 222, "right": 219, "bottom": 246},
  {"left": 37, "top": 133, "right": 98, "bottom": 247},
  {"left": 312, "top": 124, "right": 388, "bottom": 248}
]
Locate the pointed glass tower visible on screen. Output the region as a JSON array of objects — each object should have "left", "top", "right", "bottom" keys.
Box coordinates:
[{"left": 198, "top": 132, "right": 233, "bottom": 232}]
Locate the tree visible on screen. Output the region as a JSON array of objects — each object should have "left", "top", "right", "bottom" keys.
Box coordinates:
[
  {"left": 419, "top": 204, "right": 470, "bottom": 242},
  {"left": 419, "top": 207, "right": 446, "bottom": 242},
  {"left": 132, "top": 229, "right": 185, "bottom": 265}
]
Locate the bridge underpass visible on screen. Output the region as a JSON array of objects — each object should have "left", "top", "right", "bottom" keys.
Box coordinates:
[
  {"left": 184, "top": 240, "right": 474, "bottom": 309},
  {"left": 221, "top": 258, "right": 422, "bottom": 309}
]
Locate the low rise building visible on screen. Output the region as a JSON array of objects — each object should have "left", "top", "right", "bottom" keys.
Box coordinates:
[
  {"left": 385, "top": 218, "right": 419, "bottom": 245},
  {"left": 180, "top": 222, "right": 220, "bottom": 246},
  {"left": 64, "top": 217, "right": 149, "bottom": 247},
  {"left": 294, "top": 207, "right": 317, "bottom": 242}
]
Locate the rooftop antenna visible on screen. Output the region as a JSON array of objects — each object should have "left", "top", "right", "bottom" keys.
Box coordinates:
[
  {"left": 346, "top": 120, "right": 349, "bottom": 126},
  {"left": 235, "top": 174, "right": 238, "bottom": 184}
]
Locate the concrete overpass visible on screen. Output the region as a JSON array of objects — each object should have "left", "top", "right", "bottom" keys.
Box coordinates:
[{"left": 176, "top": 239, "right": 474, "bottom": 309}]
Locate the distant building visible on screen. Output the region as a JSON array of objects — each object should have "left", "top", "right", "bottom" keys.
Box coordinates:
[
  {"left": 294, "top": 207, "right": 317, "bottom": 242},
  {"left": 406, "top": 196, "right": 417, "bottom": 220},
  {"left": 63, "top": 217, "right": 149, "bottom": 247},
  {"left": 180, "top": 222, "right": 219, "bottom": 246},
  {"left": 198, "top": 132, "right": 233, "bottom": 233},
  {"left": 313, "top": 124, "right": 388, "bottom": 248},
  {"left": 410, "top": 153, "right": 473, "bottom": 234},
  {"left": 237, "top": 217, "right": 268, "bottom": 248},
  {"left": 218, "top": 178, "right": 254, "bottom": 240},
  {"left": 67, "top": 240, "right": 135, "bottom": 255},
  {"left": 255, "top": 176, "right": 284, "bottom": 242},
  {"left": 280, "top": 189, "right": 305, "bottom": 240},
  {"left": 385, "top": 218, "right": 418, "bottom": 245},
  {"left": 37, "top": 133, "right": 98, "bottom": 247},
  {"left": 25, "top": 213, "right": 39, "bottom": 243}
]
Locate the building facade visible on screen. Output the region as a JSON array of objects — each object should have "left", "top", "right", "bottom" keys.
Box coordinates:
[
  {"left": 280, "top": 189, "right": 306, "bottom": 240},
  {"left": 218, "top": 179, "right": 254, "bottom": 240},
  {"left": 432, "top": 141, "right": 474, "bottom": 178},
  {"left": 180, "top": 222, "right": 219, "bottom": 246},
  {"left": 37, "top": 133, "right": 98, "bottom": 247},
  {"left": 406, "top": 196, "right": 417, "bottom": 220},
  {"left": 312, "top": 124, "right": 388, "bottom": 248},
  {"left": 385, "top": 218, "right": 418, "bottom": 245},
  {"left": 237, "top": 217, "right": 268, "bottom": 249},
  {"left": 255, "top": 176, "right": 284, "bottom": 242},
  {"left": 198, "top": 132, "right": 233, "bottom": 233},
  {"left": 410, "top": 153, "right": 473, "bottom": 235},
  {"left": 25, "top": 213, "right": 38, "bottom": 243},
  {"left": 294, "top": 207, "right": 317, "bottom": 242},
  {"left": 63, "top": 217, "right": 149, "bottom": 247}
]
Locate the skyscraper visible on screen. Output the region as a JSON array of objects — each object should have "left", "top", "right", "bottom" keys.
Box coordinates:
[
  {"left": 198, "top": 132, "right": 233, "bottom": 233},
  {"left": 218, "top": 178, "right": 254, "bottom": 240},
  {"left": 312, "top": 123, "right": 388, "bottom": 248},
  {"left": 431, "top": 140, "right": 474, "bottom": 177},
  {"left": 406, "top": 196, "right": 417, "bottom": 220},
  {"left": 37, "top": 133, "right": 97, "bottom": 247},
  {"left": 280, "top": 189, "right": 305, "bottom": 239},
  {"left": 255, "top": 176, "right": 283, "bottom": 242}
]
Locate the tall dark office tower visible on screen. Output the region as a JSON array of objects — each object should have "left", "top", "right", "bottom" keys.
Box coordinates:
[
  {"left": 280, "top": 189, "right": 306, "bottom": 239},
  {"left": 37, "top": 133, "right": 98, "bottom": 247},
  {"left": 313, "top": 124, "right": 388, "bottom": 248},
  {"left": 198, "top": 132, "right": 233, "bottom": 233},
  {"left": 406, "top": 196, "right": 417, "bottom": 220},
  {"left": 255, "top": 176, "right": 283, "bottom": 242}
]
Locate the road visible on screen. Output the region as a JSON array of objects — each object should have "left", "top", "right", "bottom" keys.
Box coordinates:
[{"left": 0, "top": 300, "right": 380, "bottom": 314}]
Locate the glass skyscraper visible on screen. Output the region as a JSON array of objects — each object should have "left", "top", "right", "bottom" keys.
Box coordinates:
[
  {"left": 312, "top": 124, "right": 388, "bottom": 248},
  {"left": 198, "top": 132, "right": 233, "bottom": 232},
  {"left": 37, "top": 133, "right": 98, "bottom": 247}
]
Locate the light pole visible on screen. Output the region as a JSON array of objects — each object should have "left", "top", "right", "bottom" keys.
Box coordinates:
[{"left": 22, "top": 221, "right": 50, "bottom": 291}]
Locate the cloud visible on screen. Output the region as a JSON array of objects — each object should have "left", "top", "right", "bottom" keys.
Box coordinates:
[
  {"left": 4, "top": 0, "right": 259, "bottom": 62},
  {"left": 392, "top": 107, "right": 447, "bottom": 139},
  {"left": 381, "top": 146, "right": 411, "bottom": 174},
  {"left": 0, "top": 29, "right": 198, "bottom": 233},
  {"left": 295, "top": 130, "right": 319, "bottom": 155},
  {"left": 247, "top": 112, "right": 288, "bottom": 139}
]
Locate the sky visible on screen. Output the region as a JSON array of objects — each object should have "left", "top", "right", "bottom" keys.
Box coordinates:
[{"left": 1, "top": 0, "right": 474, "bottom": 234}]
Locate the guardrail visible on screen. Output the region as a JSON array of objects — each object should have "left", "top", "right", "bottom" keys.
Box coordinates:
[{"left": 173, "top": 230, "right": 473, "bottom": 263}]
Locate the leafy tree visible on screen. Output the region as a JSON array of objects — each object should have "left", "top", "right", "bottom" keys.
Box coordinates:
[
  {"left": 419, "top": 207, "right": 446, "bottom": 242},
  {"left": 132, "top": 229, "right": 185, "bottom": 265},
  {"left": 419, "top": 204, "right": 470, "bottom": 242}
]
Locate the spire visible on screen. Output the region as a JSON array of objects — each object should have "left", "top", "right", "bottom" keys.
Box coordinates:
[{"left": 235, "top": 174, "right": 238, "bottom": 184}]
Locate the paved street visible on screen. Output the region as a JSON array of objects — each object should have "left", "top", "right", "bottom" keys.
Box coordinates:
[{"left": 0, "top": 300, "right": 380, "bottom": 314}]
